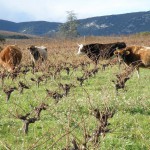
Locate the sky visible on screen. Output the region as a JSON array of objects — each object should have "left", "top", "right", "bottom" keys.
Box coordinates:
[{"left": 0, "top": 0, "right": 150, "bottom": 23}]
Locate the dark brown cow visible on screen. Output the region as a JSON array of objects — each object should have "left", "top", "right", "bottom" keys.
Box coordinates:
[
  {"left": 77, "top": 42, "right": 126, "bottom": 65},
  {"left": 0, "top": 45, "right": 22, "bottom": 72},
  {"left": 114, "top": 46, "right": 150, "bottom": 78}
]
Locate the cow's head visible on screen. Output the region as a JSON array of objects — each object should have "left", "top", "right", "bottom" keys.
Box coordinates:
[
  {"left": 7, "top": 65, "right": 15, "bottom": 72},
  {"left": 1, "top": 60, "right": 15, "bottom": 72},
  {"left": 27, "top": 45, "right": 40, "bottom": 62},
  {"left": 77, "top": 44, "right": 86, "bottom": 55},
  {"left": 27, "top": 45, "right": 37, "bottom": 54},
  {"left": 114, "top": 49, "right": 130, "bottom": 56}
]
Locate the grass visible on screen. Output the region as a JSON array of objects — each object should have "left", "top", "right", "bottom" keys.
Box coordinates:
[{"left": 0, "top": 36, "right": 150, "bottom": 149}]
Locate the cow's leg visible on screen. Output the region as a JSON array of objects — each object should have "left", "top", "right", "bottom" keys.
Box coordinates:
[
  {"left": 94, "top": 61, "right": 98, "bottom": 69},
  {"left": 117, "top": 55, "right": 123, "bottom": 70},
  {"left": 136, "top": 68, "right": 140, "bottom": 78}
]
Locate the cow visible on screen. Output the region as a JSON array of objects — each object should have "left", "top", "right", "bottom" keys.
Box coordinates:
[
  {"left": 114, "top": 46, "right": 150, "bottom": 78},
  {"left": 0, "top": 45, "right": 22, "bottom": 72},
  {"left": 27, "top": 45, "right": 47, "bottom": 64},
  {"left": 77, "top": 42, "right": 126, "bottom": 65}
]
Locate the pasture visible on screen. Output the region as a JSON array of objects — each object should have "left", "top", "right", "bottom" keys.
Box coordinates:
[{"left": 0, "top": 35, "right": 150, "bottom": 150}]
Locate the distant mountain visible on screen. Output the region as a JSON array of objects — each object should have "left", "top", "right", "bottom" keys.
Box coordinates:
[
  {"left": 78, "top": 11, "right": 150, "bottom": 36},
  {"left": 0, "top": 20, "right": 61, "bottom": 36},
  {"left": 0, "top": 11, "right": 150, "bottom": 37},
  {"left": 18, "top": 21, "right": 60, "bottom": 35}
]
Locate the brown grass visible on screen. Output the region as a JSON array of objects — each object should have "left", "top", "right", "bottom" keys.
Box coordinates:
[{"left": 1, "top": 34, "right": 150, "bottom": 66}]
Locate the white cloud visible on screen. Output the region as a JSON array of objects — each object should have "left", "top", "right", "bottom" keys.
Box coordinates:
[{"left": 0, "top": 0, "right": 150, "bottom": 22}]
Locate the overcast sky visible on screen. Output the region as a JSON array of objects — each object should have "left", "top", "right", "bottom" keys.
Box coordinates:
[{"left": 0, "top": 0, "right": 150, "bottom": 23}]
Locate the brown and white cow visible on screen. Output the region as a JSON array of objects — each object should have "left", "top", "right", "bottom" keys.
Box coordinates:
[
  {"left": 77, "top": 42, "right": 126, "bottom": 65},
  {"left": 114, "top": 46, "right": 150, "bottom": 78},
  {"left": 27, "top": 45, "right": 47, "bottom": 64},
  {"left": 0, "top": 45, "right": 22, "bottom": 72}
]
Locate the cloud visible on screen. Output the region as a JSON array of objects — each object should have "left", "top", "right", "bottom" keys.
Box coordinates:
[{"left": 0, "top": 0, "right": 150, "bottom": 22}]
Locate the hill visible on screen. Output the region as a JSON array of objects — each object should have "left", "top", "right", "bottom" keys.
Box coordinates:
[
  {"left": 0, "top": 11, "right": 150, "bottom": 36},
  {"left": 0, "top": 20, "right": 60, "bottom": 37},
  {"left": 0, "top": 30, "right": 38, "bottom": 39},
  {"left": 78, "top": 11, "right": 150, "bottom": 36}
]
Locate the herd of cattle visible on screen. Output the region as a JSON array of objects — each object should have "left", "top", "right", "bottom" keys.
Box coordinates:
[
  {"left": 0, "top": 45, "right": 48, "bottom": 72},
  {"left": 0, "top": 42, "right": 150, "bottom": 76}
]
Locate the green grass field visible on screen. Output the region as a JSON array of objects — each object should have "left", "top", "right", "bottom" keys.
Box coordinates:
[
  {"left": 0, "top": 61, "right": 149, "bottom": 150},
  {"left": 0, "top": 36, "right": 150, "bottom": 150}
]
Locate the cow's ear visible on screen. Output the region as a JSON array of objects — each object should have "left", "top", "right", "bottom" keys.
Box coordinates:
[
  {"left": 77, "top": 43, "right": 83, "bottom": 47},
  {"left": 124, "top": 50, "right": 130, "bottom": 55},
  {"left": 77, "top": 43, "right": 82, "bottom": 47},
  {"left": 29, "top": 45, "right": 35, "bottom": 49},
  {"left": 78, "top": 44, "right": 83, "bottom": 49},
  {"left": 27, "top": 45, "right": 32, "bottom": 49}
]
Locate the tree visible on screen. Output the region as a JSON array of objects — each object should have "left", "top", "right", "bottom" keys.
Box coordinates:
[{"left": 57, "top": 11, "right": 79, "bottom": 39}]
